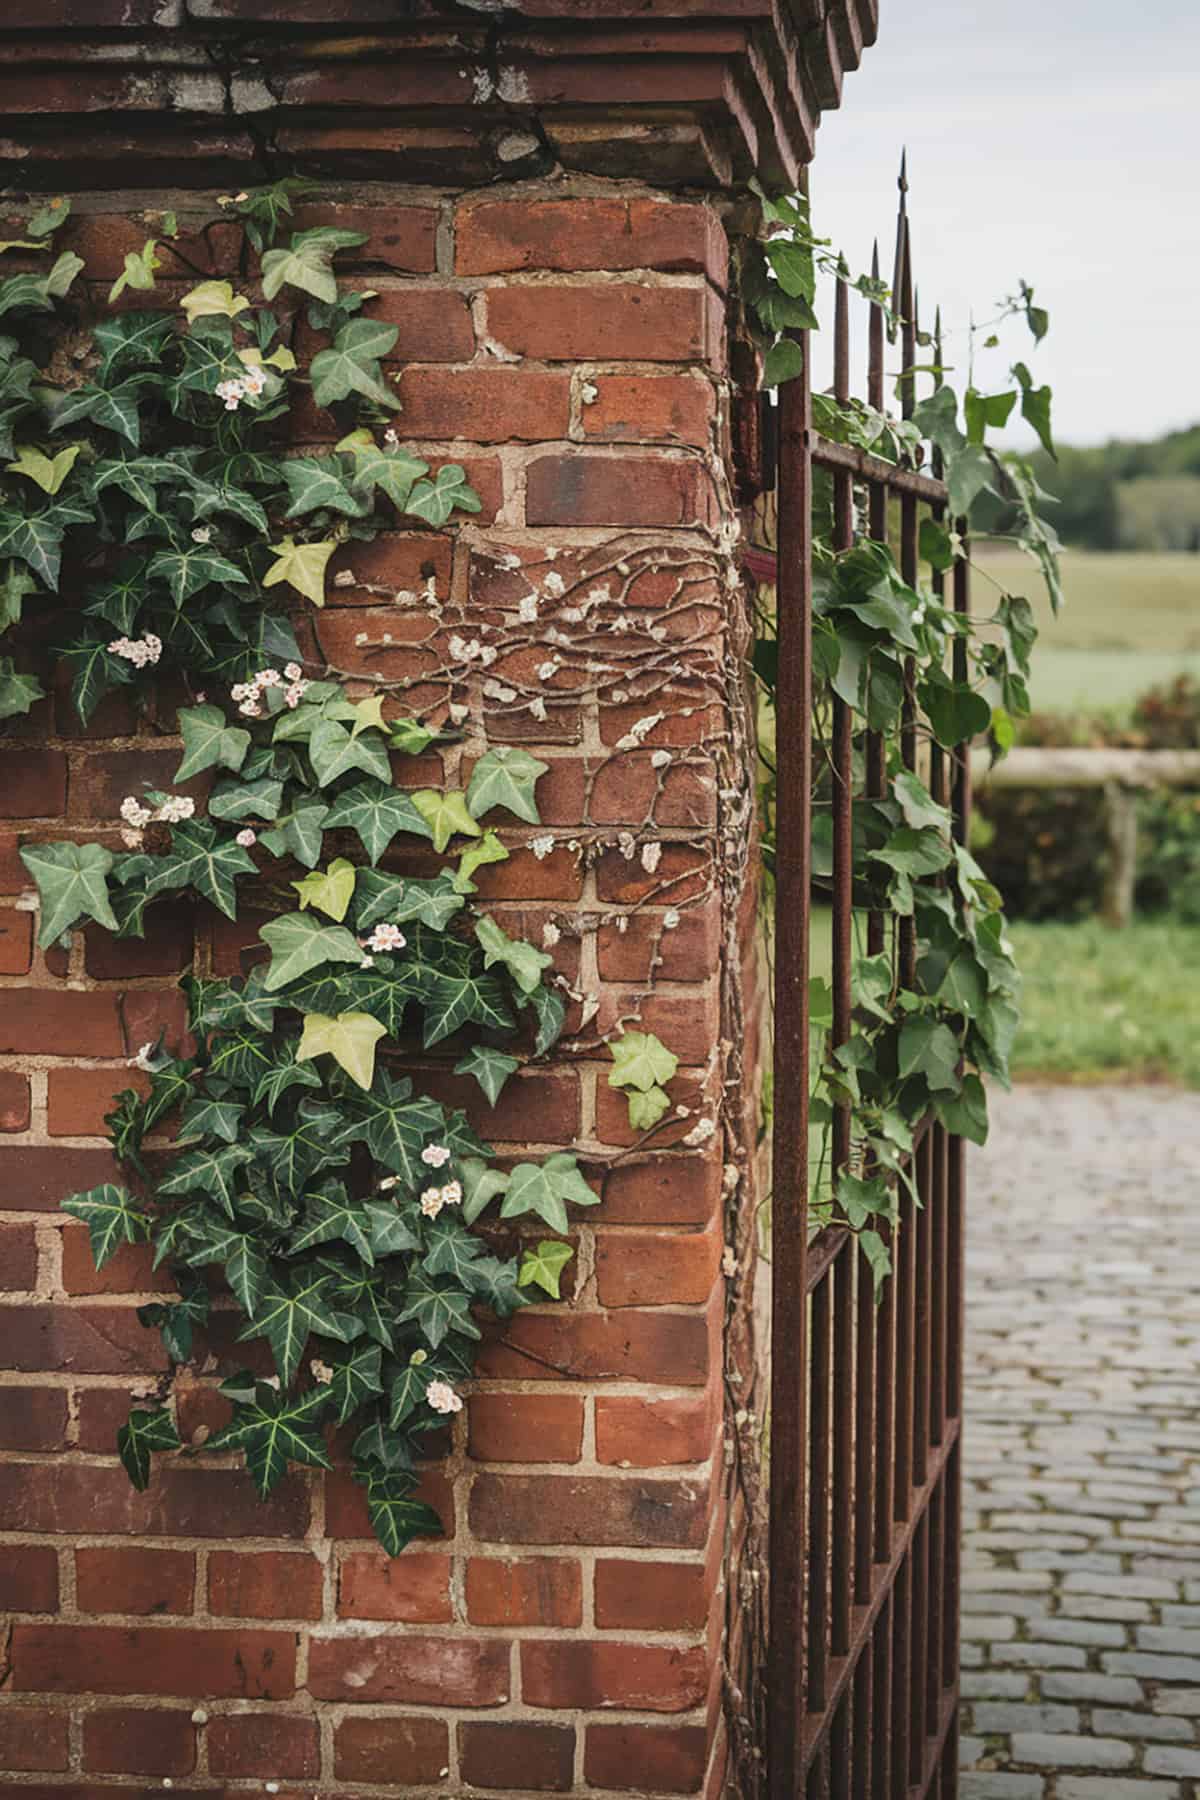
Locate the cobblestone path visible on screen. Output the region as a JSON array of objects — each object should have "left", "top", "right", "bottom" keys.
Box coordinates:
[{"left": 961, "top": 1085, "right": 1200, "bottom": 1800}]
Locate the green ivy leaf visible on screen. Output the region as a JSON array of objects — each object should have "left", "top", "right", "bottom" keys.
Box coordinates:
[
  {"left": 177, "top": 1094, "right": 245, "bottom": 1144},
  {"left": 309, "top": 318, "right": 399, "bottom": 409},
  {"left": 117, "top": 1406, "right": 181, "bottom": 1491},
  {"left": 282, "top": 457, "right": 370, "bottom": 519},
  {"left": 0, "top": 509, "right": 66, "bottom": 589},
  {"left": 454, "top": 1045, "right": 519, "bottom": 1105},
  {"left": 61, "top": 1183, "right": 150, "bottom": 1269},
  {"left": 290, "top": 1182, "right": 377, "bottom": 1266},
  {"left": 355, "top": 870, "right": 463, "bottom": 934},
  {"left": 1013, "top": 361, "right": 1055, "bottom": 461},
  {"left": 175, "top": 705, "right": 252, "bottom": 781},
  {"left": 157, "top": 1141, "right": 255, "bottom": 1220},
  {"left": 324, "top": 1343, "right": 384, "bottom": 1426},
  {"left": 263, "top": 535, "right": 336, "bottom": 608},
  {"left": 518, "top": 1238, "right": 574, "bottom": 1299},
  {"left": 422, "top": 969, "right": 513, "bottom": 1048},
  {"left": 405, "top": 463, "right": 482, "bottom": 527},
  {"left": 410, "top": 788, "right": 480, "bottom": 854},
  {"left": 897, "top": 1016, "right": 960, "bottom": 1092},
  {"left": 0, "top": 657, "right": 42, "bottom": 722},
  {"left": 259, "top": 797, "right": 331, "bottom": 869},
  {"left": 261, "top": 226, "right": 367, "bottom": 305},
  {"left": 363, "top": 1471, "right": 444, "bottom": 1556},
  {"left": 934, "top": 1072, "right": 989, "bottom": 1146},
  {"left": 209, "top": 1385, "right": 333, "bottom": 1498},
  {"left": 466, "top": 747, "right": 548, "bottom": 825},
  {"left": 474, "top": 915, "right": 553, "bottom": 998},
  {"left": 917, "top": 672, "right": 993, "bottom": 750},
  {"left": 308, "top": 716, "right": 392, "bottom": 788},
  {"left": 399, "top": 1265, "right": 482, "bottom": 1350},
  {"left": 20, "top": 840, "right": 118, "bottom": 946},
  {"left": 324, "top": 780, "right": 433, "bottom": 865},
  {"left": 459, "top": 1158, "right": 510, "bottom": 1225},
  {"left": 627, "top": 1085, "right": 671, "bottom": 1132},
  {"left": 453, "top": 830, "right": 509, "bottom": 894},
  {"left": 259, "top": 911, "right": 365, "bottom": 991},
  {"left": 343, "top": 439, "right": 427, "bottom": 511},
  {"left": 499, "top": 1153, "right": 599, "bottom": 1235},
  {"left": 208, "top": 774, "right": 284, "bottom": 824},
  {"left": 293, "top": 857, "right": 357, "bottom": 922},
  {"left": 6, "top": 443, "right": 81, "bottom": 495},
  {"left": 297, "top": 1010, "right": 388, "bottom": 1090},
  {"left": 239, "top": 1272, "right": 353, "bottom": 1386},
  {"left": 148, "top": 546, "right": 248, "bottom": 605},
  {"left": 143, "top": 821, "right": 257, "bottom": 920},
  {"left": 421, "top": 1215, "right": 484, "bottom": 1284},
  {"left": 608, "top": 1030, "right": 679, "bottom": 1094}
]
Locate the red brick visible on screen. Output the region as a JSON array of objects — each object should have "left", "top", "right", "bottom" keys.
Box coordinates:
[
  {"left": 0, "top": 1544, "right": 58, "bottom": 1612},
  {"left": 324, "top": 1463, "right": 451, "bottom": 1541},
  {"left": 0, "top": 905, "right": 33, "bottom": 972},
  {"left": 459, "top": 1720, "right": 575, "bottom": 1791},
  {"left": 334, "top": 1715, "right": 449, "bottom": 1784},
  {"left": 289, "top": 200, "right": 439, "bottom": 272},
  {"left": 83, "top": 1707, "right": 195, "bottom": 1776},
  {"left": 596, "top": 1395, "right": 718, "bottom": 1469},
  {"left": 0, "top": 989, "right": 123, "bottom": 1056},
  {"left": 208, "top": 1551, "right": 323, "bottom": 1621},
  {"left": 0, "top": 1461, "right": 309, "bottom": 1539},
  {"left": 471, "top": 1472, "right": 709, "bottom": 1549},
  {"left": 75, "top": 1546, "right": 194, "bottom": 1616},
  {"left": 47, "top": 1066, "right": 150, "bottom": 1136},
  {"left": 368, "top": 284, "right": 475, "bottom": 359},
  {"left": 327, "top": 531, "right": 453, "bottom": 605},
  {"left": 465, "top": 1555, "right": 582, "bottom": 1628},
  {"left": 594, "top": 1070, "right": 709, "bottom": 1148},
  {"left": 582, "top": 373, "right": 716, "bottom": 446},
  {"left": 309, "top": 1633, "right": 510, "bottom": 1705},
  {"left": 0, "top": 749, "right": 67, "bottom": 817},
  {"left": 0, "top": 1070, "right": 31, "bottom": 1132},
  {"left": 66, "top": 748, "right": 208, "bottom": 820},
  {"left": 419, "top": 1067, "right": 581, "bottom": 1148},
  {"left": 0, "top": 1302, "right": 165, "bottom": 1374},
  {"left": 393, "top": 365, "right": 571, "bottom": 442},
  {"left": 527, "top": 452, "right": 716, "bottom": 529},
  {"left": 0, "top": 1219, "right": 37, "bottom": 1289},
  {"left": 0, "top": 1706, "right": 69, "bottom": 1772},
  {"left": 76, "top": 1383, "right": 144, "bottom": 1453},
  {"left": 477, "top": 1308, "right": 710, "bottom": 1386},
  {"left": 586, "top": 1723, "right": 709, "bottom": 1793},
  {"left": 595, "top": 1228, "right": 723, "bottom": 1308},
  {"left": 595, "top": 1559, "right": 709, "bottom": 1631},
  {"left": 590, "top": 751, "right": 718, "bottom": 830},
  {"left": 487, "top": 283, "right": 714, "bottom": 363},
  {"left": 10, "top": 1625, "right": 296, "bottom": 1698},
  {"left": 597, "top": 905, "right": 720, "bottom": 985},
  {"left": 61, "top": 1223, "right": 173, "bottom": 1296},
  {"left": 337, "top": 1550, "right": 452, "bottom": 1622},
  {"left": 0, "top": 1145, "right": 122, "bottom": 1210},
  {"left": 467, "top": 1391, "right": 583, "bottom": 1464},
  {"left": 0, "top": 1383, "right": 67, "bottom": 1449},
  {"left": 208, "top": 1713, "right": 320, "bottom": 1779},
  {"left": 456, "top": 198, "right": 726, "bottom": 282},
  {"left": 600, "top": 697, "right": 722, "bottom": 750},
  {"left": 522, "top": 1640, "right": 707, "bottom": 1712},
  {"left": 84, "top": 906, "right": 193, "bottom": 978}
]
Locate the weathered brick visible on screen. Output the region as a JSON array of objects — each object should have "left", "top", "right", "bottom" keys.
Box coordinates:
[
  {"left": 471, "top": 1472, "right": 710, "bottom": 1549},
  {"left": 0, "top": 1545, "right": 58, "bottom": 1612},
  {"left": 600, "top": 1156, "right": 722, "bottom": 1226},
  {"left": 10, "top": 1625, "right": 296, "bottom": 1698},
  {"left": 595, "top": 1228, "right": 723, "bottom": 1307},
  {"left": 337, "top": 1550, "right": 452, "bottom": 1622},
  {"left": 0, "top": 1303, "right": 166, "bottom": 1374},
  {"left": 459, "top": 1720, "right": 575, "bottom": 1792},
  {"left": 66, "top": 748, "right": 207, "bottom": 820},
  {"left": 0, "top": 905, "right": 33, "bottom": 972},
  {"left": 61, "top": 1223, "right": 173, "bottom": 1296},
  {"left": 83, "top": 907, "right": 193, "bottom": 978},
  {"left": 585, "top": 1723, "right": 709, "bottom": 1794},
  {"left": 476, "top": 1306, "right": 712, "bottom": 1386},
  {"left": 596, "top": 1394, "right": 718, "bottom": 1468},
  {"left": 0, "top": 1461, "right": 309, "bottom": 1539},
  {"left": 582, "top": 373, "right": 716, "bottom": 447},
  {"left": 208, "top": 1712, "right": 321, "bottom": 1778},
  {"left": 595, "top": 1558, "right": 709, "bottom": 1630},
  {"left": 456, "top": 198, "right": 726, "bottom": 282},
  {"left": 207, "top": 1550, "right": 323, "bottom": 1621},
  {"left": 0, "top": 1705, "right": 70, "bottom": 1772},
  {"left": 0, "top": 1383, "right": 67, "bottom": 1449},
  {"left": 75, "top": 1546, "right": 194, "bottom": 1615},
  {"left": 47, "top": 1066, "right": 151, "bottom": 1136},
  {"left": 0, "top": 1070, "right": 31, "bottom": 1132},
  {"left": 393, "top": 367, "right": 572, "bottom": 441},
  {"left": 467, "top": 1391, "right": 584, "bottom": 1463},
  {"left": 0, "top": 1146, "right": 122, "bottom": 1210},
  {"left": 290, "top": 200, "right": 439, "bottom": 271},
  {"left": 526, "top": 452, "right": 717, "bottom": 529},
  {"left": 83, "top": 1707, "right": 195, "bottom": 1776},
  {"left": 0, "top": 749, "right": 67, "bottom": 817},
  {"left": 522, "top": 1639, "right": 707, "bottom": 1711},
  {"left": 0, "top": 1219, "right": 38, "bottom": 1289},
  {"left": 486, "top": 283, "right": 716, "bottom": 363},
  {"left": 334, "top": 1715, "right": 449, "bottom": 1784},
  {"left": 309, "top": 1633, "right": 510, "bottom": 1705},
  {"left": 465, "top": 1555, "right": 583, "bottom": 1627}
]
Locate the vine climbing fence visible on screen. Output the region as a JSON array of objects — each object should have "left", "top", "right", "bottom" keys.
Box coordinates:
[{"left": 758, "top": 185, "right": 968, "bottom": 1799}]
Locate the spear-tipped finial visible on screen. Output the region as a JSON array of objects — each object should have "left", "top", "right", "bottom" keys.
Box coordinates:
[
  {"left": 898, "top": 147, "right": 909, "bottom": 207},
  {"left": 871, "top": 238, "right": 880, "bottom": 281},
  {"left": 934, "top": 303, "right": 944, "bottom": 364}
]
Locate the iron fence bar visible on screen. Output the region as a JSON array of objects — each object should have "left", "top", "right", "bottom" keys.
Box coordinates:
[
  {"left": 767, "top": 324, "right": 814, "bottom": 1800},
  {"left": 812, "top": 435, "right": 948, "bottom": 503},
  {"left": 808, "top": 1266, "right": 832, "bottom": 1713}
]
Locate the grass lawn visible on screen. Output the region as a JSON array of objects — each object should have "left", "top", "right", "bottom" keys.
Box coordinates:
[
  {"left": 1010, "top": 916, "right": 1200, "bottom": 1088},
  {"left": 972, "top": 546, "right": 1200, "bottom": 715}
]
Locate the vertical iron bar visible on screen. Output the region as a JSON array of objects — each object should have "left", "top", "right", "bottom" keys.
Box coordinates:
[
  {"left": 927, "top": 1478, "right": 945, "bottom": 1739},
  {"left": 913, "top": 1132, "right": 932, "bottom": 1489},
  {"left": 808, "top": 1275, "right": 832, "bottom": 1715},
  {"left": 866, "top": 240, "right": 888, "bottom": 962},
  {"left": 891, "top": 1556, "right": 911, "bottom": 1800},
  {"left": 873, "top": 1593, "right": 892, "bottom": 1799},
  {"left": 768, "top": 329, "right": 813, "bottom": 1800},
  {"left": 930, "top": 1124, "right": 947, "bottom": 1448},
  {"left": 909, "top": 1509, "right": 929, "bottom": 1785},
  {"left": 852, "top": 1627, "right": 874, "bottom": 1800}
]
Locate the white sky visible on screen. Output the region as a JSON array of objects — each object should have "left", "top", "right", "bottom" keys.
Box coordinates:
[{"left": 810, "top": 0, "right": 1200, "bottom": 448}]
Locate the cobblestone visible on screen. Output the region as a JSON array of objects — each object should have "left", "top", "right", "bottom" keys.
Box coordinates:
[{"left": 962, "top": 1088, "right": 1200, "bottom": 1789}]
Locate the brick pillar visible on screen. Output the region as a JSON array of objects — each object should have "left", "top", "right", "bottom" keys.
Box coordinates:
[{"left": 0, "top": 8, "right": 875, "bottom": 1796}]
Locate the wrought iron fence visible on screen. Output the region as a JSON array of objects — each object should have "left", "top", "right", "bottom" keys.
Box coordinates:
[{"left": 760, "top": 176, "right": 968, "bottom": 1798}]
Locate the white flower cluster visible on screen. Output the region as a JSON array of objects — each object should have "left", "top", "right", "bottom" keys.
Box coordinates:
[
  {"left": 235, "top": 829, "right": 257, "bottom": 848},
  {"left": 119, "top": 792, "right": 195, "bottom": 845},
  {"left": 108, "top": 633, "right": 162, "bottom": 668},
  {"left": 215, "top": 365, "right": 266, "bottom": 411},
  {"left": 426, "top": 1379, "right": 463, "bottom": 1415},
  {"left": 420, "top": 1180, "right": 463, "bottom": 1218},
  {"left": 361, "top": 922, "right": 406, "bottom": 954},
  {"left": 421, "top": 1143, "right": 451, "bottom": 1169},
  {"left": 230, "top": 663, "right": 308, "bottom": 718}
]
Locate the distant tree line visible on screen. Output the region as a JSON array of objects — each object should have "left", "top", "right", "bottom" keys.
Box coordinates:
[{"left": 977, "top": 423, "right": 1200, "bottom": 550}]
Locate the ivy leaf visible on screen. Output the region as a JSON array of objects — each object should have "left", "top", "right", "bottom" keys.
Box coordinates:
[
  {"left": 309, "top": 318, "right": 399, "bottom": 409},
  {"left": 892, "top": 770, "right": 951, "bottom": 833},
  {"left": 143, "top": 820, "right": 257, "bottom": 920},
  {"left": 917, "top": 517, "right": 956, "bottom": 572},
  {"left": 175, "top": 705, "right": 251, "bottom": 781},
  {"left": 93, "top": 310, "right": 175, "bottom": 378},
  {"left": 422, "top": 969, "right": 513, "bottom": 1047},
  {"left": 608, "top": 1030, "right": 679, "bottom": 1095},
  {"left": 390, "top": 717, "right": 436, "bottom": 757},
  {"left": 963, "top": 387, "right": 1016, "bottom": 445},
  {"left": 290, "top": 1183, "right": 377, "bottom": 1266},
  {"left": 6, "top": 443, "right": 81, "bottom": 495},
  {"left": 405, "top": 463, "right": 482, "bottom": 526},
  {"left": 468, "top": 1253, "right": 525, "bottom": 1317},
  {"left": 1013, "top": 361, "right": 1055, "bottom": 461},
  {"left": 26, "top": 194, "right": 70, "bottom": 238},
  {"left": 181, "top": 1217, "right": 269, "bottom": 1314},
  {"left": 344, "top": 442, "right": 427, "bottom": 511},
  {"left": 254, "top": 1098, "right": 347, "bottom": 1194},
  {"left": 263, "top": 535, "right": 336, "bottom": 608},
  {"left": 117, "top": 1406, "right": 181, "bottom": 1491},
  {"left": 458, "top": 1159, "right": 510, "bottom": 1225},
  {"left": 180, "top": 280, "right": 250, "bottom": 324},
  {"left": 0, "top": 657, "right": 43, "bottom": 722},
  {"left": 945, "top": 443, "right": 995, "bottom": 518},
  {"left": 523, "top": 982, "right": 566, "bottom": 1058},
  {"left": 518, "top": 1239, "right": 574, "bottom": 1299},
  {"left": 454, "top": 1045, "right": 519, "bottom": 1105},
  {"left": 61, "top": 1183, "right": 150, "bottom": 1269},
  {"left": 157, "top": 1142, "right": 255, "bottom": 1220},
  {"left": 147, "top": 546, "right": 248, "bottom": 605},
  {"left": 308, "top": 716, "right": 392, "bottom": 787},
  {"left": 0, "top": 509, "right": 65, "bottom": 589},
  {"left": 499, "top": 1154, "right": 599, "bottom": 1235},
  {"left": 177, "top": 1094, "right": 245, "bottom": 1144},
  {"left": 474, "top": 915, "right": 552, "bottom": 997},
  {"left": 399, "top": 1266, "right": 482, "bottom": 1350},
  {"left": 912, "top": 386, "right": 964, "bottom": 460},
  {"left": 324, "top": 780, "right": 433, "bottom": 865},
  {"left": 934, "top": 1072, "right": 989, "bottom": 1146},
  {"left": 239, "top": 1272, "right": 353, "bottom": 1386},
  {"left": 20, "top": 840, "right": 118, "bottom": 946},
  {"left": 259, "top": 796, "right": 331, "bottom": 869},
  {"left": 355, "top": 871, "right": 462, "bottom": 934},
  {"left": 324, "top": 1343, "right": 384, "bottom": 1426},
  {"left": 410, "top": 788, "right": 480, "bottom": 854},
  {"left": 387, "top": 1355, "right": 434, "bottom": 1428},
  {"left": 453, "top": 831, "right": 509, "bottom": 894},
  {"left": 421, "top": 1215, "right": 484, "bottom": 1284},
  {"left": 261, "top": 226, "right": 368, "bottom": 305},
  {"left": 364, "top": 1201, "right": 422, "bottom": 1258},
  {"left": 761, "top": 338, "right": 807, "bottom": 388},
  {"left": 282, "top": 457, "right": 370, "bottom": 519},
  {"left": 253, "top": 1048, "right": 323, "bottom": 1117},
  {"left": 0, "top": 560, "right": 36, "bottom": 631},
  {"left": 466, "top": 747, "right": 547, "bottom": 825},
  {"left": 347, "top": 1073, "right": 445, "bottom": 1185},
  {"left": 363, "top": 1471, "right": 444, "bottom": 1556},
  {"left": 208, "top": 1385, "right": 332, "bottom": 1498},
  {"left": 292, "top": 858, "right": 357, "bottom": 923},
  {"left": 917, "top": 672, "right": 992, "bottom": 750},
  {"left": 297, "top": 1011, "right": 388, "bottom": 1090},
  {"left": 109, "top": 238, "right": 160, "bottom": 303},
  {"left": 259, "top": 911, "right": 365, "bottom": 991},
  {"left": 627, "top": 1085, "right": 671, "bottom": 1132},
  {"left": 898, "top": 1016, "right": 961, "bottom": 1092},
  {"left": 208, "top": 774, "right": 284, "bottom": 824}
]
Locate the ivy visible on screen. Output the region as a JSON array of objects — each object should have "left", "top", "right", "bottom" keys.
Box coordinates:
[{"left": 9, "top": 185, "right": 606, "bottom": 1556}]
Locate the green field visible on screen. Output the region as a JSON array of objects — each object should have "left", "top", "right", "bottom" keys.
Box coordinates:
[{"left": 972, "top": 547, "right": 1200, "bottom": 714}]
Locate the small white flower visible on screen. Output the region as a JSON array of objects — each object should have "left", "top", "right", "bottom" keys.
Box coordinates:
[
  {"left": 120, "top": 826, "right": 144, "bottom": 849},
  {"left": 426, "top": 1379, "right": 463, "bottom": 1415},
  {"left": 256, "top": 668, "right": 282, "bottom": 687},
  {"left": 379, "top": 1175, "right": 400, "bottom": 1192},
  {"left": 440, "top": 1180, "right": 462, "bottom": 1208},
  {"left": 215, "top": 377, "right": 245, "bottom": 410},
  {"left": 156, "top": 795, "right": 196, "bottom": 824},
  {"left": 120, "top": 796, "right": 151, "bottom": 827},
  {"left": 422, "top": 1143, "right": 451, "bottom": 1169},
  {"left": 132, "top": 1042, "right": 156, "bottom": 1072},
  {"left": 359, "top": 955, "right": 375, "bottom": 970},
  {"left": 365, "top": 922, "right": 407, "bottom": 954},
  {"left": 241, "top": 365, "right": 267, "bottom": 397},
  {"left": 384, "top": 428, "right": 400, "bottom": 447},
  {"left": 239, "top": 698, "right": 262, "bottom": 717},
  {"left": 310, "top": 1358, "right": 334, "bottom": 1385},
  {"left": 235, "top": 828, "right": 256, "bottom": 848},
  {"left": 284, "top": 662, "right": 303, "bottom": 682},
  {"left": 284, "top": 684, "right": 305, "bottom": 709},
  {"left": 420, "top": 1187, "right": 444, "bottom": 1218},
  {"left": 190, "top": 526, "right": 212, "bottom": 545}
]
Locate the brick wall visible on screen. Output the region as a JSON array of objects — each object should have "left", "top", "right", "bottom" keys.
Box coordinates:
[{"left": 0, "top": 178, "right": 765, "bottom": 1797}]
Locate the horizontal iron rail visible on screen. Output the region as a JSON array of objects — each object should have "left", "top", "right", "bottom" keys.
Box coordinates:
[{"left": 810, "top": 434, "right": 949, "bottom": 503}]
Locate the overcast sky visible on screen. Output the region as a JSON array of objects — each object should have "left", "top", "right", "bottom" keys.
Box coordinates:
[{"left": 811, "top": 0, "right": 1200, "bottom": 449}]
